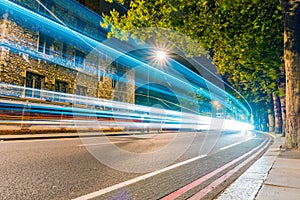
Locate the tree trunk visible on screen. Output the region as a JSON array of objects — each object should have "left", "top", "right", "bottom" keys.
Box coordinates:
[
  {"left": 261, "top": 110, "right": 269, "bottom": 132},
  {"left": 273, "top": 93, "right": 283, "bottom": 133},
  {"left": 268, "top": 94, "right": 275, "bottom": 132},
  {"left": 279, "top": 64, "right": 287, "bottom": 136},
  {"left": 280, "top": 95, "right": 286, "bottom": 135},
  {"left": 253, "top": 108, "right": 260, "bottom": 130},
  {"left": 282, "top": 0, "right": 300, "bottom": 149}
]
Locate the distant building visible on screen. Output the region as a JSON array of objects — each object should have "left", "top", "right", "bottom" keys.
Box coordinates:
[{"left": 0, "top": 0, "right": 134, "bottom": 103}]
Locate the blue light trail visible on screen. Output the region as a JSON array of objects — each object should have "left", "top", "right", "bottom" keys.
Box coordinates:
[
  {"left": 0, "top": 83, "right": 253, "bottom": 131},
  {"left": 0, "top": 0, "right": 254, "bottom": 132}
]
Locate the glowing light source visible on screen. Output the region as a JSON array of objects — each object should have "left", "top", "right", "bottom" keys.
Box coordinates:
[
  {"left": 146, "top": 48, "right": 169, "bottom": 66},
  {"left": 156, "top": 50, "right": 167, "bottom": 60}
]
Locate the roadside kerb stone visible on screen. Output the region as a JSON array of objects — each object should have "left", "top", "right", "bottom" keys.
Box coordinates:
[{"left": 217, "top": 133, "right": 283, "bottom": 200}]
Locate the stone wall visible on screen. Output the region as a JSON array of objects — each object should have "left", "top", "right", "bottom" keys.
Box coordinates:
[
  {"left": 0, "top": 12, "right": 135, "bottom": 103},
  {"left": 75, "top": 71, "right": 98, "bottom": 97},
  {"left": 97, "top": 75, "right": 113, "bottom": 100},
  {"left": 113, "top": 69, "right": 135, "bottom": 103},
  {"left": 10, "top": 0, "right": 102, "bottom": 42}
]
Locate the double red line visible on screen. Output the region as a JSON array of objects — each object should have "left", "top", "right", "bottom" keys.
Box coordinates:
[{"left": 162, "top": 137, "right": 270, "bottom": 200}]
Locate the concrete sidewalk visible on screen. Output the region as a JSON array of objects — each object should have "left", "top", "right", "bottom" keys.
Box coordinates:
[{"left": 217, "top": 133, "right": 300, "bottom": 200}]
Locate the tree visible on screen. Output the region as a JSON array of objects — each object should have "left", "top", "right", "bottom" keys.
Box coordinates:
[
  {"left": 281, "top": 0, "right": 300, "bottom": 149},
  {"left": 102, "top": 1, "right": 289, "bottom": 134}
]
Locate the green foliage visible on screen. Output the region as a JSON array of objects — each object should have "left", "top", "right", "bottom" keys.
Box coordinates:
[
  {"left": 105, "top": 0, "right": 125, "bottom": 4},
  {"left": 102, "top": 0, "right": 284, "bottom": 111},
  {"left": 278, "top": 87, "right": 285, "bottom": 97}
]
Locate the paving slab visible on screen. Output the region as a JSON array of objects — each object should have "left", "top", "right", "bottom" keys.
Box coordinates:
[
  {"left": 218, "top": 133, "right": 300, "bottom": 200},
  {"left": 217, "top": 133, "right": 283, "bottom": 200},
  {"left": 216, "top": 153, "right": 276, "bottom": 200},
  {"left": 217, "top": 178, "right": 263, "bottom": 200},
  {"left": 273, "top": 157, "right": 300, "bottom": 169},
  {"left": 256, "top": 184, "right": 300, "bottom": 200},
  {"left": 264, "top": 165, "right": 300, "bottom": 188}
]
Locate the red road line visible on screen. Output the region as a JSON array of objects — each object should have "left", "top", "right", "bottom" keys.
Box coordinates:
[
  {"left": 161, "top": 137, "right": 269, "bottom": 200},
  {"left": 188, "top": 138, "right": 271, "bottom": 200}
]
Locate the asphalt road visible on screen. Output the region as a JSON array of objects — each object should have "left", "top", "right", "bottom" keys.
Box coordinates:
[{"left": 0, "top": 130, "right": 271, "bottom": 200}]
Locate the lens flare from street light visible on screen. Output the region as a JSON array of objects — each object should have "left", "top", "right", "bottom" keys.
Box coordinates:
[
  {"left": 156, "top": 50, "right": 167, "bottom": 60},
  {"left": 151, "top": 49, "right": 169, "bottom": 66}
]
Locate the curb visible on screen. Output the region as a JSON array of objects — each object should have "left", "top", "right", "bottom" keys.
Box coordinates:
[{"left": 217, "top": 132, "right": 284, "bottom": 200}]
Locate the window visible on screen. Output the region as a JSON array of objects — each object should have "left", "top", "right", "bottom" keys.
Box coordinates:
[
  {"left": 75, "top": 50, "right": 86, "bottom": 67},
  {"left": 38, "top": 34, "right": 53, "bottom": 55},
  {"left": 112, "top": 78, "right": 117, "bottom": 88},
  {"left": 98, "top": 70, "right": 104, "bottom": 82},
  {"left": 25, "top": 72, "right": 45, "bottom": 98},
  {"left": 62, "top": 43, "right": 68, "bottom": 58},
  {"left": 55, "top": 80, "right": 68, "bottom": 93},
  {"left": 75, "top": 85, "right": 87, "bottom": 96},
  {"left": 112, "top": 72, "right": 120, "bottom": 88}
]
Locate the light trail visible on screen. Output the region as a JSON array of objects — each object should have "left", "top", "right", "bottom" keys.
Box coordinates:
[
  {"left": 0, "top": 83, "right": 253, "bottom": 131},
  {"left": 0, "top": 0, "right": 254, "bottom": 132}
]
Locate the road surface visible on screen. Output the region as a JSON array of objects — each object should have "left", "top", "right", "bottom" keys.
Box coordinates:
[{"left": 0, "top": 130, "right": 272, "bottom": 199}]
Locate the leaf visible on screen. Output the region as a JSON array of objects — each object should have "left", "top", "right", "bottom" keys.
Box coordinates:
[{"left": 102, "top": 0, "right": 283, "bottom": 110}]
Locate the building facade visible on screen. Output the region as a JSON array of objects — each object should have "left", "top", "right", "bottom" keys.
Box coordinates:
[{"left": 0, "top": 0, "right": 134, "bottom": 104}]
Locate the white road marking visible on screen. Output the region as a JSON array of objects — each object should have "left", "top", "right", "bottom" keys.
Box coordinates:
[
  {"left": 220, "top": 133, "right": 256, "bottom": 151},
  {"left": 72, "top": 154, "right": 207, "bottom": 200}
]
